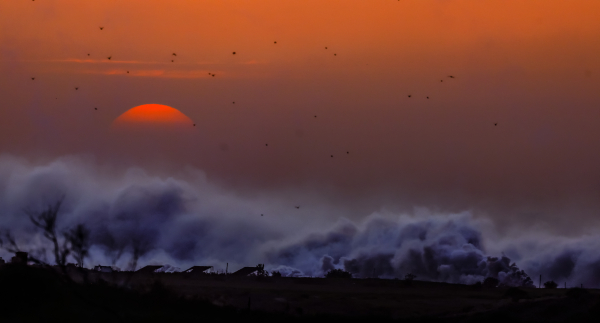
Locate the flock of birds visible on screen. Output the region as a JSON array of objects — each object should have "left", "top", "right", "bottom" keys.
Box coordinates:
[{"left": 26, "top": 24, "right": 499, "bottom": 212}]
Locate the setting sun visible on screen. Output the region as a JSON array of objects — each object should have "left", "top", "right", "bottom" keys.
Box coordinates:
[{"left": 112, "top": 104, "right": 194, "bottom": 128}]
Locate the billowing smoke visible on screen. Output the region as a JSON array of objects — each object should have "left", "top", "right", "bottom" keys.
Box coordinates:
[
  {"left": 1, "top": 155, "right": 600, "bottom": 287},
  {"left": 269, "top": 217, "right": 534, "bottom": 287}
]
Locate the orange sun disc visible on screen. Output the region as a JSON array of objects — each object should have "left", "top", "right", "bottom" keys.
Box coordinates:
[{"left": 112, "top": 104, "right": 194, "bottom": 128}]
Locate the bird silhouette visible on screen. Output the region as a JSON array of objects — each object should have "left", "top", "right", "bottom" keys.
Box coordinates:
[
  {"left": 107, "top": 56, "right": 111, "bottom": 60},
  {"left": 94, "top": 107, "right": 97, "bottom": 110},
  {"left": 172, "top": 53, "right": 176, "bottom": 56},
  {"left": 448, "top": 75, "right": 455, "bottom": 78},
  {"left": 334, "top": 53, "right": 337, "bottom": 56},
  {"left": 265, "top": 144, "right": 268, "bottom": 147},
  {"left": 427, "top": 96, "right": 429, "bottom": 99},
  {"left": 99, "top": 27, "right": 103, "bottom": 30},
  {"left": 31, "top": 77, "right": 35, "bottom": 80},
  {"left": 330, "top": 155, "right": 333, "bottom": 157},
  {"left": 233, "top": 102, "right": 235, "bottom": 104},
  {"left": 346, "top": 151, "right": 349, "bottom": 154},
  {"left": 261, "top": 214, "right": 264, "bottom": 216},
  {"left": 212, "top": 74, "right": 215, "bottom": 77},
  {"left": 126, "top": 71, "right": 129, "bottom": 73},
  {"left": 208, "top": 73, "right": 211, "bottom": 75},
  {"left": 494, "top": 123, "right": 497, "bottom": 126},
  {"left": 325, "top": 47, "right": 327, "bottom": 49},
  {"left": 75, "top": 87, "right": 78, "bottom": 90},
  {"left": 314, "top": 115, "right": 317, "bottom": 118},
  {"left": 233, "top": 52, "right": 236, "bottom": 55},
  {"left": 193, "top": 124, "right": 196, "bottom": 126},
  {"left": 274, "top": 41, "right": 277, "bottom": 44},
  {"left": 87, "top": 54, "right": 90, "bottom": 56},
  {"left": 440, "top": 80, "right": 443, "bottom": 82},
  {"left": 408, "top": 95, "right": 411, "bottom": 98},
  {"left": 171, "top": 60, "right": 174, "bottom": 62},
  {"left": 295, "top": 206, "right": 300, "bottom": 209}
]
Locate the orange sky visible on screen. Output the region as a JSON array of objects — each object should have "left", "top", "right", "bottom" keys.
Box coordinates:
[{"left": 1, "top": 0, "right": 600, "bottom": 233}]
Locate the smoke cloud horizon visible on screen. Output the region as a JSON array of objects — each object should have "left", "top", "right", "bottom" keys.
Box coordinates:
[{"left": 1, "top": 154, "right": 600, "bottom": 287}]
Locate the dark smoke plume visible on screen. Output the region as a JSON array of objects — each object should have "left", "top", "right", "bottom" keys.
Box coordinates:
[
  {"left": 1, "top": 155, "right": 600, "bottom": 287},
  {"left": 270, "top": 217, "right": 534, "bottom": 286}
]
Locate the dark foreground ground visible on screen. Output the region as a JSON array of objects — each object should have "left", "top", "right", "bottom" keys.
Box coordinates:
[{"left": 1, "top": 265, "right": 600, "bottom": 323}]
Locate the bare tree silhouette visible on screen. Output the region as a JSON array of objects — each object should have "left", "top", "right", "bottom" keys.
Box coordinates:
[
  {"left": 64, "top": 224, "right": 90, "bottom": 268},
  {"left": 129, "top": 235, "right": 153, "bottom": 271},
  {"left": 100, "top": 231, "right": 126, "bottom": 267},
  {"left": 26, "top": 198, "right": 71, "bottom": 267},
  {"left": 0, "top": 230, "right": 20, "bottom": 253}
]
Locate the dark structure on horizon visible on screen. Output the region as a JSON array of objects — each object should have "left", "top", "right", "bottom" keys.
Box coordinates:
[
  {"left": 183, "top": 266, "right": 212, "bottom": 274},
  {"left": 93, "top": 265, "right": 114, "bottom": 273},
  {"left": 135, "top": 265, "right": 163, "bottom": 274},
  {"left": 231, "top": 264, "right": 264, "bottom": 277},
  {"left": 11, "top": 252, "right": 28, "bottom": 265}
]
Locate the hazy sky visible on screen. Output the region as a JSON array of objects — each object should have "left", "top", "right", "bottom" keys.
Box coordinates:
[{"left": 1, "top": 1, "right": 600, "bottom": 277}]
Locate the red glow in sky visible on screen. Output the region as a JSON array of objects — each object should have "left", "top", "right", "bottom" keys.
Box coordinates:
[{"left": 1, "top": 0, "right": 600, "bottom": 232}]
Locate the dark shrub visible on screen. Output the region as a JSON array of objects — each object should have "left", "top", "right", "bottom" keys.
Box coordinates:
[
  {"left": 403, "top": 273, "right": 416, "bottom": 286},
  {"left": 271, "top": 271, "right": 282, "bottom": 277},
  {"left": 483, "top": 277, "right": 499, "bottom": 288},
  {"left": 325, "top": 269, "right": 352, "bottom": 279},
  {"left": 544, "top": 280, "right": 558, "bottom": 289},
  {"left": 471, "top": 281, "right": 483, "bottom": 290},
  {"left": 566, "top": 287, "right": 589, "bottom": 299},
  {"left": 503, "top": 287, "right": 529, "bottom": 302}
]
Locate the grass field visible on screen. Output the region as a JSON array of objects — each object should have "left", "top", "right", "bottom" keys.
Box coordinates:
[
  {"left": 2, "top": 265, "right": 599, "bottom": 322},
  {"left": 99, "top": 271, "right": 600, "bottom": 321}
]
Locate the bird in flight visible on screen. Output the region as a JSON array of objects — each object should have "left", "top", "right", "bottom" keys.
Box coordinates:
[
  {"left": 325, "top": 47, "right": 328, "bottom": 49},
  {"left": 448, "top": 75, "right": 455, "bottom": 78},
  {"left": 94, "top": 107, "right": 97, "bottom": 110},
  {"left": 126, "top": 71, "right": 129, "bottom": 73},
  {"left": 494, "top": 123, "right": 497, "bottom": 126},
  {"left": 171, "top": 60, "right": 174, "bottom": 62},
  {"left": 427, "top": 96, "right": 429, "bottom": 99},
  {"left": 334, "top": 53, "right": 337, "bottom": 56},
  {"left": 107, "top": 56, "right": 111, "bottom": 60},
  {"left": 408, "top": 95, "right": 411, "bottom": 98},
  {"left": 295, "top": 206, "right": 300, "bottom": 209},
  {"left": 261, "top": 214, "right": 264, "bottom": 216},
  {"left": 330, "top": 155, "right": 334, "bottom": 157},
  {"left": 87, "top": 54, "right": 90, "bottom": 56},
  {"left": 172, "top": 53, "right": 176, "bottom": 56},
  {"left": 233, "top": 102, "right": 235, "bottom": 104},
  {"left": 31, "top": 77, "right": 35, "bottom": 80},
  {"left": 99, "top": 27, "right": 103, "bottom": 30},
  {"left": 274, "top": 41, "right": 277, "bottom": 44},
  {"left": 440, "top": 80, "right": 443, "bottom": 82},
  {"left": 233, "top": 52, "right": 236, "bottom": 55},
  {"left": 314, "top": 115, "right": 317, "bottom": 118},
  {"left": 212, "top": 74, "right": 215, "bottom": 77},
  {"left": 265, "top": 144, "right": 268, "bottom": 147},
  {"left": 193, "top": 124, "right": 196, "bottom": 126},
  {"left": 75, "top": 87, "right": 78, "bottom": 90},
  {"left": 347, "top": 151, "right": 349, "bottom": 154}
]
